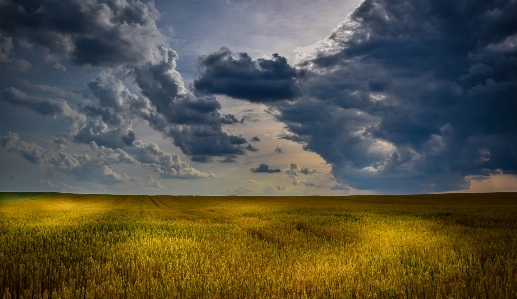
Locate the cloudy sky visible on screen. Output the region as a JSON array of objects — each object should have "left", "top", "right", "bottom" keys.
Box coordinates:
[{"left": 1, "top": 0, "right": 516, "bottom": 195}]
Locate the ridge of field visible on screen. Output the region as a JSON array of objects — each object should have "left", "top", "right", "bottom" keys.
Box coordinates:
[{"left": 1, "top": 193, "right": 516, "bottom": 298}]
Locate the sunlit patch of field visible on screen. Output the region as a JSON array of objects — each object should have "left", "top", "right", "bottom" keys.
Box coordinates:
[{"left": 1, "top": 193, "right": 516, "bottom": 298}]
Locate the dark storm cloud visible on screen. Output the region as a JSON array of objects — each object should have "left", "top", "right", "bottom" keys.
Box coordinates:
[
  {"left": 286, "top": 1, "right": 517, "bottom": 192},
  {"left": 0, "top": 0, "right": 166, "bottom": 68},
  {"left": 194, "top": 47, "right": 302, "bottom": 102},
  {"left": 250, "top": 163, "right": 281, "bottom": 173},
  {"left": 167, "top": 126, "right": 246, "bottom": 159},
  {"left": 241, "top": 0, "right": 517, "bottom": 193}
]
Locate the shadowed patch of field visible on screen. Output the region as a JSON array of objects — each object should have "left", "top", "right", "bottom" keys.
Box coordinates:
[
  {"left": 0, "top": 192, "right": 58, "bottom": 203},
  {"left": 0, "top": 192, "right": 516, "bottom": 298}
]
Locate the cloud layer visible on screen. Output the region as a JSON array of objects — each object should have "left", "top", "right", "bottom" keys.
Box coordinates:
[{"left": 1, "top": 0, "right": 516, "bottom": 194}]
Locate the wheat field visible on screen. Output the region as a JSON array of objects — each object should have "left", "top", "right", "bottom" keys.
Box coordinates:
[{"left": 0, "top": 192, "right": 516, "bottom": 298}]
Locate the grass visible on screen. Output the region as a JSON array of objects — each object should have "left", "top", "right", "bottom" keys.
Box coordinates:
[{"left": 0, "top": 192, "right": 516, "bottom": 298}]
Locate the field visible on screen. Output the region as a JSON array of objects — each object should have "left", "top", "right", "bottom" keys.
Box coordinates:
[{"left": 0, "top": 193, "right": 516, "bottom": 298}]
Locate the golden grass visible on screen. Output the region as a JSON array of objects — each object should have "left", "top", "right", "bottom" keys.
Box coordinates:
[{"left": 1, "top": 192, "right": 516, "bottom": 298}]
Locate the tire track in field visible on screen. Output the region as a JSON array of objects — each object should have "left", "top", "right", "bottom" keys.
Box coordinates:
[
  {"left": 148, "top": 195, "right": 159, "bottom": 207},
  {"left": 110, "top": 195, "right": 128, "bottom": 206}
]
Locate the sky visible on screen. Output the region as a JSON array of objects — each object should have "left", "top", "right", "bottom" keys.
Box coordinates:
[{"left": 1, "top": 0, "right": 516, "bottom": 195}]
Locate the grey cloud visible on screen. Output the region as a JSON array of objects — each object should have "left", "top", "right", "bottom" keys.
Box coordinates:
[
  {"left": 260, "top": 0, "right": 517, "bottom": 193},
  {"left": 1, "top": 132, "right": 132, "bottom": 184},
  {"left": 127, "top": 140, "right": 212, "bottom": 179},
  {"left": 167, "top": 126, "right": 246, "bottom": 159},
  {"left": 285, "top": 163, "right": 317, "bottom": 187},
  {"left": 54, "top": 62, "right": 66, "bottom": 72},
  {"left": 121, "top": 130, "right": 136, "bottom": 147},
  {"left": 250, "top": 163, "right": 281, "bottom": 173},
  {"left": 83, "top": 71, "right": 248, "bottom": 160},
  {"left": 366, "top": 77, "right": 390, "bottom": 92},
  {"left": 88, "top": 72, "right": 131, "bottom": 111},
  {"left": 276, "top": 185, "right": 286, "bottom": 191},
  {"left": 1, "top": 87, "right": 76, "bottom": 118},
  {"left": 134, "top": 48, "right": 240, "bottom": 126},
  {"left": 274, "top": 146, "right": 283, "bottom": 153},
  {"left": 22, "top": 80, "right": 85, "bottom": 102},
  {"left": 190, "top": 155, "right": 214, "bottom": 163},
  {"left": 196, "top": 0, "right": 514, "bottom": 193},
  {"left": 0, "top": 87, "right": 86, "bottom": 131},
  {"left": 221, "top": 114, "right": 240, "bottom": 124},
  {"left": 194, "top": 47, "right": 302, "bottom": 102},
  {"left": 47, "top": 143, "right": 136, "bottom": 184},
  {"left": 1, "top": 132, "right": 47, "bottom": 165},
  {"left": 1, "top": 0, "right": 252, "bottom": 164},
  {"left": 251, "top": 136, "right": 261, "bottom": 142},
  {"left": 73, "top": 119, "right": 133, "bottom": 149},
  {"left": 229, "top": 136, "right": 247, "bottom": 145},
  {"left": 461, "top": 63, "right": 494, "bottom": 79},
  {"left": 73, "top": 74, "right": 138, "bottom": 148},
  {"left": 131, "top": 49, "right": 250, "bottom": 159},
  {"left": 0, "top": 33, "right": 31, "bottom": 71},
  {"left": 75, "top": 72, "right": 150, "bottom": 148},
  {"left": 2, "top": 132, "right": 211, "bottom": 183},
  {"left": 300, "top": 168, "right": 316, "bottom": 175},
  {"left": 0, "top": 0, "right": 166, "bottom": 68},
  {"left": 219, "top": 155, "right": 238, "bottom": 163},
  {"left": 245, "top": 144, "right": 259, "bottom": 152}
]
